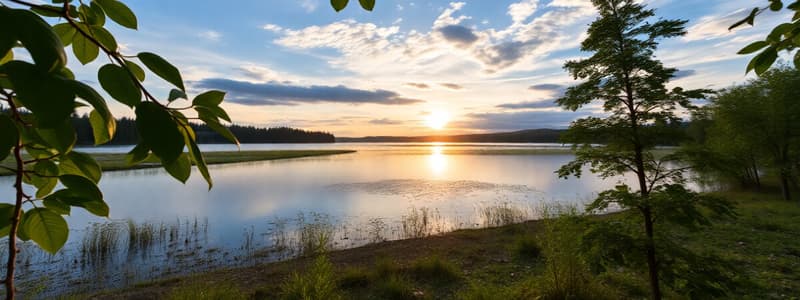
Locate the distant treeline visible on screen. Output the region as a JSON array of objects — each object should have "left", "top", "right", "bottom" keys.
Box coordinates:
[
  {"left": 70, "top": 115, "right": 335, "bottom": 145},
  {"left": 338, "top": 129, "right": 566, "bottom": 143}
]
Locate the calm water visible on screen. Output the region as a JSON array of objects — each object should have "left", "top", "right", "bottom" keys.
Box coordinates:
[{"left": 0, "top": 143, "right": 631, "bottom": 297}]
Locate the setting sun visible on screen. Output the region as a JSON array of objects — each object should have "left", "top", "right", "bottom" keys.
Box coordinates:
[{"left": 425, "top": 111, "right": 451, "bottom": 130}]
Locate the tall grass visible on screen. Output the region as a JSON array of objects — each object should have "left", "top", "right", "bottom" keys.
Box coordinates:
[
  {"left": 479, "top": 202, "right": 529, "bottom": 228},
  {"left": 127, "top": 219, "right": 157, "bottom": 252},
  {"left": 409, "top": 255, "right": 461, "bottom": 283},
  {"left": 400, "top": 207, "right": 446, "bottom": 238},
  {"left": 295, "top": 213, "right": 335, "bottom": 257},
  {"left": 280, "top": 255, "right": 341, "bottom": 300},
  {"left": 81, "top": 222, "right": 123, "bottom": 263},
  {"left": 534, "top": 205, "right": 616, "bottom": 300}
]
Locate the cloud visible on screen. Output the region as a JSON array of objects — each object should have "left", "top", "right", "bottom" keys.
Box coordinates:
[
  {"left": 673, "top": 69, "right": 697, "bottom": 79},
  {"left": 262, "top": 24, "right": 284, "bottom": 33},
  {"left": 439, "top": 83, "right": 463, "bottom": 90},
  {"left": 369, "top": 118, "right": 404, "bottom": 125},
  {"left": 198, "top": 30, "right": 221, "bottom": 42},
  {"left": 270, "top": 1, "right": 596, "bottom": 77},
  {"left": 438, "top": 25, "right": 479, "bottom": 46},
  {"left": 405, "top": 82, "right": 430, "bottom": 89},
  {"left": 194, "top": 78, "right": 424, "bottom": 106},
  {"left": 460, "top": 110, "right": 592, "bottom": 130},
  {"left": 528, "top": 83, "right": 565, "bottom": 93},
  {"left": 299, "top": 0, "right": 318, "bottom": 12},
  {"left": 684, "top": 9, "right": 751, "bottom": 41},
  {"left": 496, "top": 100, "right": 558, "bottom": 109}
]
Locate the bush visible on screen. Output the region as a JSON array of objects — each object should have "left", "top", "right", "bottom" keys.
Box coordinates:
[
  {"left": 338, "top": 267, "right": 371, "bottom": 289},
  {"left": 512, "top": 235, "right": 541, "bottom": 260},
  {"left": 280, "top": 255, "right": 341, "bottom": 300},
  {"left": 409, "top": 255, "right": 461, "bottom": 283},
  {"left": 375, "top": 276, "right": 417, "bottom": 300}
]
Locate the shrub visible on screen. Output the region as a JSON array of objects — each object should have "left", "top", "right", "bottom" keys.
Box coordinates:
[{"left": 280, "top": 255, "right": 341, "bottom": 300}]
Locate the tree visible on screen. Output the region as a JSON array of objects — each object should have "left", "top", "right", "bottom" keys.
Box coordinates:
[
  {"left": 0, "top": 0, "right": 375, "bottom": 298},
  {"left": 556, "top": 1, "right": 732, "bottom": 299},
  {"left": 730, "top": 0, "right": 800, "bottom": 74},
  {"left": 701, "top": 66, "right": 800, "bottom": 201}
]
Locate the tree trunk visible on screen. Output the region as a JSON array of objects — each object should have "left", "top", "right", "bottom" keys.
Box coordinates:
[
  {"left": 780, "top": 171, "right": 792, "bottom": 201},
  {"left": 643, "top": 208, "right": 661, "bottom": 300}
]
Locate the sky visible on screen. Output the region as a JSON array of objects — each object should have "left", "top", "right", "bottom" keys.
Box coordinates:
[{"left": 38, "top": 0, "right": 792, "bottom": 137}]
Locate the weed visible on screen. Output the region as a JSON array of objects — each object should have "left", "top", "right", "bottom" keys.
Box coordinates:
[
  {"left": 409, "top": 255, "right": 461, "bottom": 283},
  {"left": 479, "top": 203, "right": 528, "bottom": 228},
  {"left": 280, "top": 255, "right": 341, "bottom": 300}
]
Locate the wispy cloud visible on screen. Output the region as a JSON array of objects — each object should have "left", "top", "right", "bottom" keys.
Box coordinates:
[
  {"left": 194, "top": 78, "right": 425, "bottom": 106},
  {"left": 496, "top": 100, "right": 558, "bottom": 110},
  {"left": 439, "top": 83, "right": 463, "bottom": 90}
]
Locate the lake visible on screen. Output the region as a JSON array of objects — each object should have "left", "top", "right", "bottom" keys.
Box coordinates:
[{"left": 0, "top": 143, "right": 632, "bottom": 297}]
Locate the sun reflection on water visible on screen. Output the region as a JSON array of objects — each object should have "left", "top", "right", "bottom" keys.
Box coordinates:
[{"left": 428, "top": 144, "right": 448, "bottom": 176}]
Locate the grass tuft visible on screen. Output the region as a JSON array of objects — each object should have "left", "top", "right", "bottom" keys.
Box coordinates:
[
  {"left": 409, "top": 255, "right": 461, "bottom": 283},
  {"left": 279, "top": 255, "right": 341, "bottom": 300}
]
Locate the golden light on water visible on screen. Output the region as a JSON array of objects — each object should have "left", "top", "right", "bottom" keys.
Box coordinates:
[
  {"left": 427, "top": 144, "right": 448, "bottom": 175},
  {"left": 425, "top": 111, "right": 450, "bottom": 130}
]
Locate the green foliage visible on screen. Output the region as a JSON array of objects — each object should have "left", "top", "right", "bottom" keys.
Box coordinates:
[
  {"left": 330, "top": 0, "right": 377, "bottom": 12},
  {"left": 408, "top": 255, "right": 461, "bottom": 283},
  {"left": 731, "top": 1, "right": 800, "bottom": 74},
  {"left": 557, "top": 1, "right": 731, "bottom": 299},
  {"left": 280, "top": 255, "right": 342, "bottom": 300},
  {"left": 0, "top": 1, "right": 239, "bottom": 296},
  {"left": 685, "top": 66, "right": 800, "bottom": 201}
]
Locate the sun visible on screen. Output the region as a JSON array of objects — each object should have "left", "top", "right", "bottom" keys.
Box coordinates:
[{"left": 425, "top": 111, "right": 450, "bottom": 130}]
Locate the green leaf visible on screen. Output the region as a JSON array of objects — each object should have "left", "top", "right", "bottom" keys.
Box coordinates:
[
  {"left": 32, "top": 160, "right": 60, "bottom": 198},
  {"left": 192, "top": 90, "right": 225, "bottom": 107},
  {"left": 89, "top": 25, "right": 117, "bottom": 52},
  {"left": 42, "top": 199, "right": 71, "bottom": 215},
  {"left": 31, "top": 5, "right": 63, "bottom": 17},
  {"left": 59, "top": 151, "right": 102, "bottom": 183},
  {"left": 125, "top": 59, "right": 146, "bottom": 81},
  {"left": 5, "top": 8, "right": 67, "bottom": 72},
  {"left": 89, "top": 109, "right": 116, "bottom": 145},
  {"left": 79, "top": 4, "right": 105, "bottom": 26},
  {"left": 168, "top": 89, "right": 187, "bottom": 102},
  {"left": 52, "top": 23, "right": 76, "bottom": 47},
  {"left": 770, "top": 1, "right": 784, "bottom": 11},
  {"left": 21, "top": 208, "right": 69, "bottom": 254},
  {"left": 164, "top": 152, "right": 191, "bottom": 183},
  {"left": 47, "top": 175, "right": 107, "bottom": 217},
  {"left": 90, "top": 2, "right": 107, "bottom": 26},
  {"left": 1, "top": 61, "right": 76, "bottom": 128},
  {"left": 202, "top": 115, "right": 239, "bottom": 146},
  {"left": 126, "top": 143, "right": 150, "bottom": 166},
  {"left": 195, "top": 105, "right": 231, "bottom": 122},
  {"left": 0, "top": 9, "right": 15, "bottom": 58},
  {"left": 359, "top": 0, "right": 375, "bottom": 11},
  {"left": 71, "top": 81, "right": 116, "bottom": 145},
  {"left": 36, "top": 120, "right": 76, "bottom": 153},
  {"left": 98, "top": 64, "right": 141, "bottom": 107},
  {"left": 0, "top": 50, "right": 12, "bottom": 65},
  {"left": 0, "top": 204, "right": 15, "bottom": 238},
  {"left": 72, "top": 33, "right": 100, "bottom": 65},
  {"left": 737, "top": 41, "right": 769, "bottom": 54},
  {"left": 331, "top": 0, "right": 349, "bottom": 12},
  {"left": 0, "top": 114, "right": 18, "bottom": 162},
  {"left": 754, "top": 48, "right": 778, "bottom": 75},
  {"left": 137, "top": 52, "right": 185, "bottom": 91},
  {"left": 182, "top": 126, "right": 212, "bottom": 189},
  {"left": 95, "top": 0, "right": 138, "bottom": 30},
  {"left": 135, "top": 102, "right": 184, "bottom": 163}
]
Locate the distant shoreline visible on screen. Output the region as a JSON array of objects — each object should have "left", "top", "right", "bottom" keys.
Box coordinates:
[{"left": 0, "top": 150, "right": 355, "bottom": 176}]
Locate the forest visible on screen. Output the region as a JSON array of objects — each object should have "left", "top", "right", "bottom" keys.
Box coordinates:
[{"left": 69, "top": 115, "right": 336, "bottom": 145}]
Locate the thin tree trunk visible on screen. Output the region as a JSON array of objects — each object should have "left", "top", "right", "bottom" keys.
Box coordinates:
[
  {"left": 780, "top": 171, "right": 792, "bottom": 201},
  {"left": 4, "top": 138, "right": 24, "bottom": 300}
]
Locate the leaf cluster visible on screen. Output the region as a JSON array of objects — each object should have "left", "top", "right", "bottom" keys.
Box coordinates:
[
  {"left": 0, "top": 0, "right": 237, "bottom": 254},
  {"left": 731, "top": 0, "right": 800, "bottom": 75}
]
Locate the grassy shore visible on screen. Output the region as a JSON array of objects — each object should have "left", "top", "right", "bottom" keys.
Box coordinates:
[
  {"left": 84, "top": 189, "right": 799, "bottom": 299},
  {"left": 0, "top": 150, "right": 355, "bottom": 176}
]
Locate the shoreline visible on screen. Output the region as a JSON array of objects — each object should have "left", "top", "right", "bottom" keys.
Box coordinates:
[
  {"left": 83, "top": 189, "right": 799, "bottom": 299},
  {"left": 0, "top": 150, "right": 356, "bottom": 176}
]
